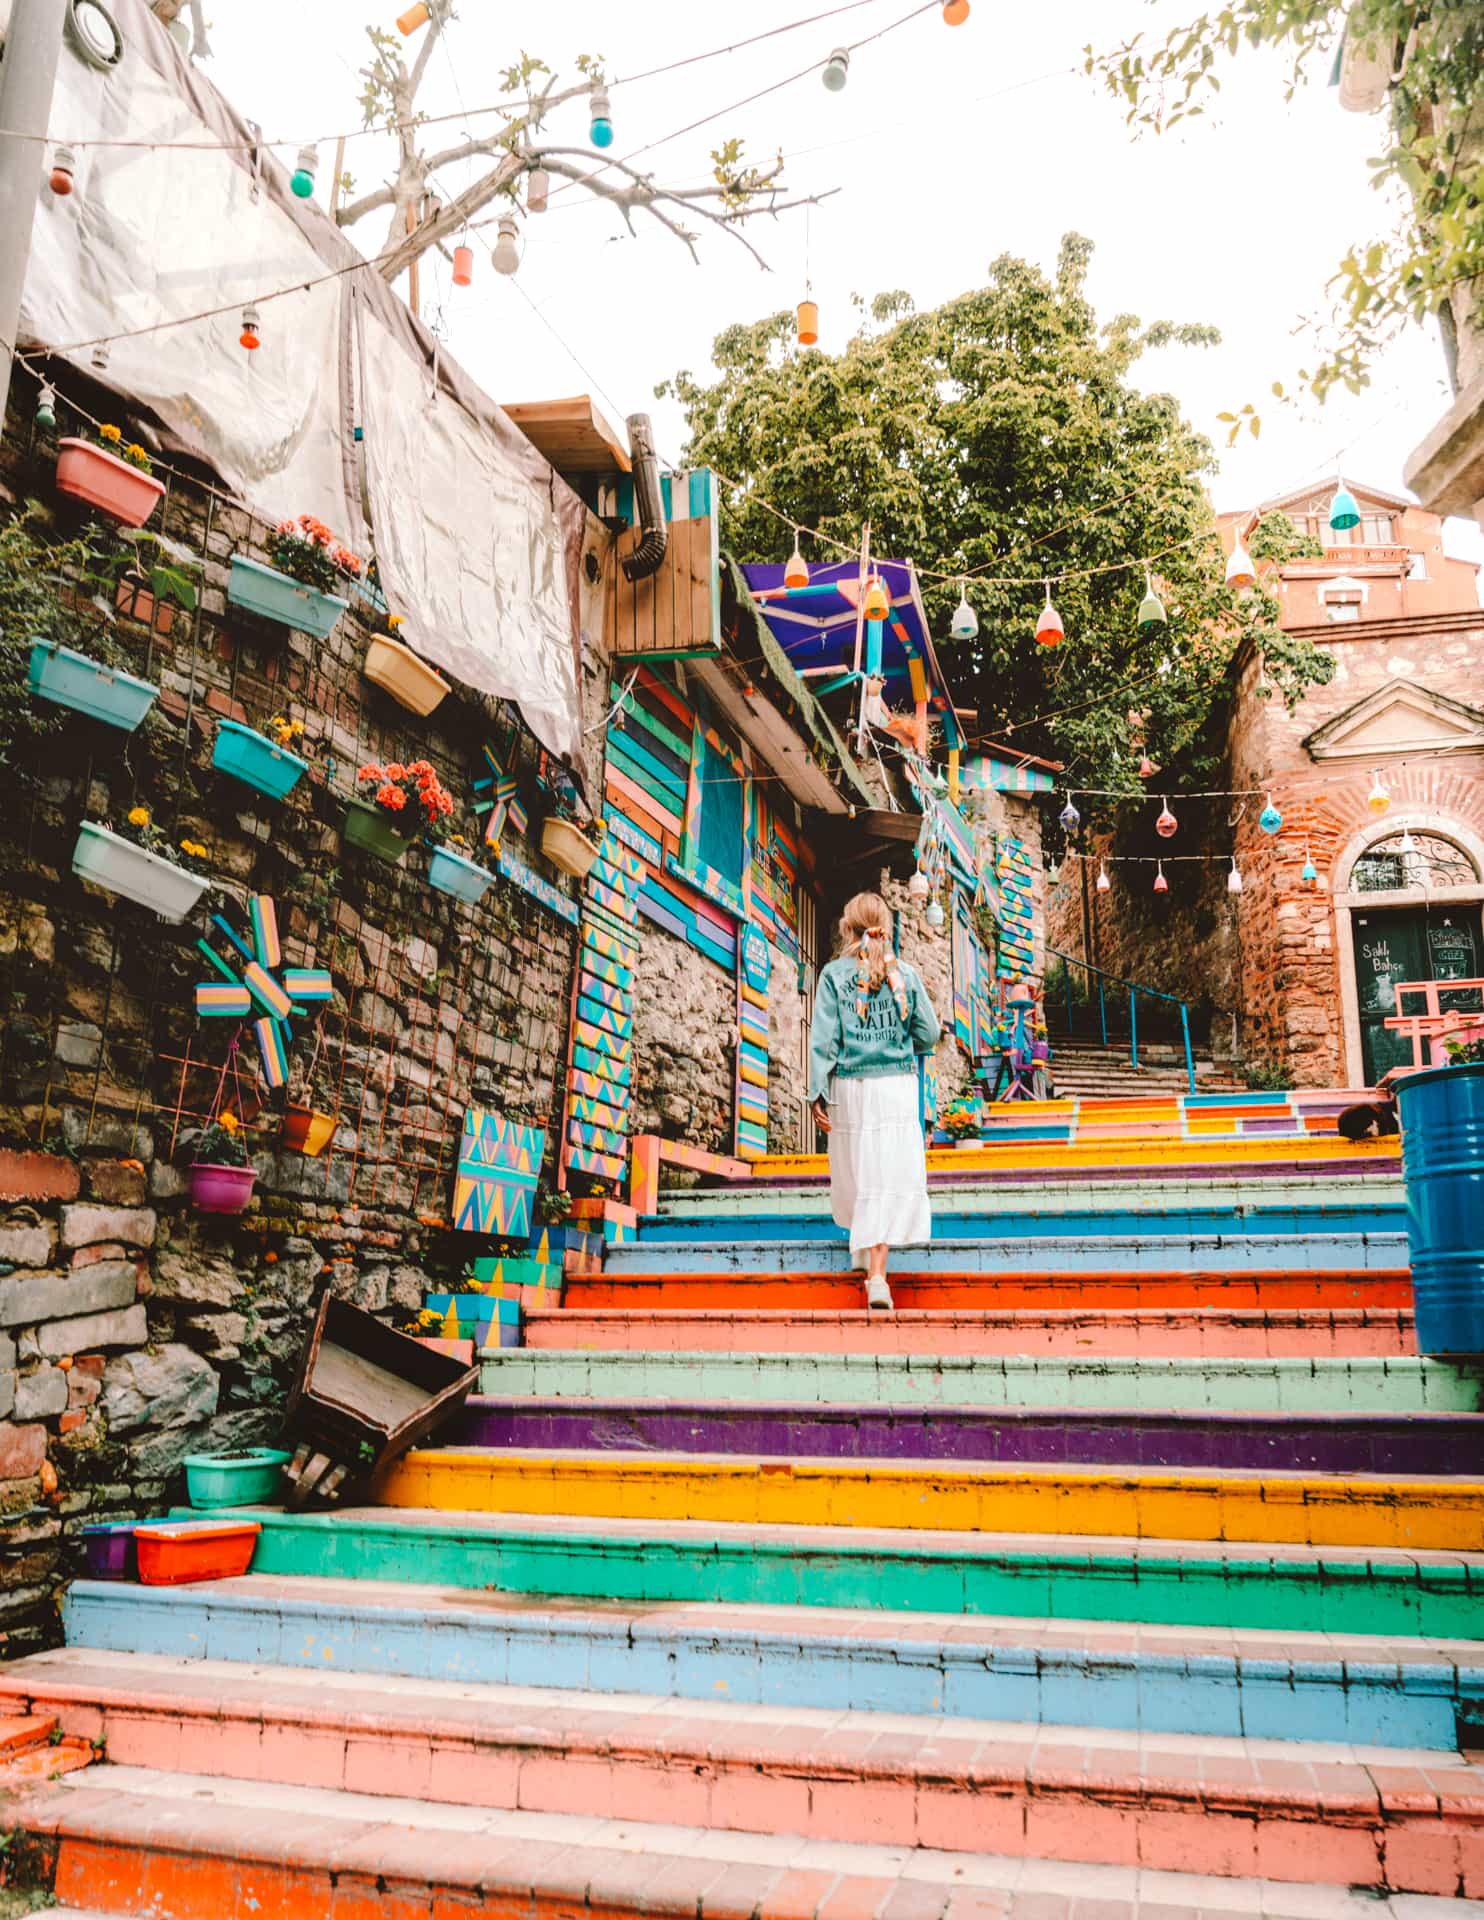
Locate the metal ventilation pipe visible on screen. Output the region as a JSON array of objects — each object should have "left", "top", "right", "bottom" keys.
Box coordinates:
[{"left": 621, "top": 412, "right": 668, "bottom": 582}]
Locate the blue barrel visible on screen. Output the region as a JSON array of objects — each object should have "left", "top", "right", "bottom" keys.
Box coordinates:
[{"left": 1395, "top": 1061, "right": 1484, "bottom": 1355}]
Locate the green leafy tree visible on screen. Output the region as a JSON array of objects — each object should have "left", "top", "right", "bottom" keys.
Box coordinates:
[
  {"left": 1087, "top": 2, "right": 1483, "bottom": 409},
  {"left": 662, "top": 236, "right": 1334, "bottom": 787}
]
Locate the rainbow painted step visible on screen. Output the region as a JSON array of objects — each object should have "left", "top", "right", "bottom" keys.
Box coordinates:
[
  {"left": 525, "top": 1305, "right": 1420, "bottom": 1358},
  {"left": 474, "top": 1351, "right": 1479, "bottom": 1414},
  {"left": 377, "top": 1448, "right": 1484, "bottom": 1550},
  {"left": 562, "top": 1268, "right": 1413, "bottom": 1312},
  {"left": 50, "top": 1585, "right": 1484, "bottom": 1746},
  {"left": 452, "top": 1397, "right": 1484, "bottom": 1476},
  {"left": 227, "top": 1506, "right": 1484, "bottom": 1636}
]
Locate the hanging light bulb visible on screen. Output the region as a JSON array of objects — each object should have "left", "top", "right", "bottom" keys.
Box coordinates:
[
  {"left": 1328, "top": 476, "right": 1360, "bottom": 533},
  {"left": 35, "top": 383, "right": 56, "bottom": 430},
  {"left": 48, "top": 145, "right": 76, "bottom": 196},
  {"left": 1035, "top": 582, "right": 1064, "bottom": 648},
  {"left": 796, "top": 297, "right": 819, "bottom": 347},
  {"left": 822, "top": 47, "right": 850, "bottom": 90},
  {"left": 1047, "top": 858, "right": 1062, "bottom": 886},
  {"left": 784, "top": 538, "right": 809, "bottom": 590},
  {"left": 1398, "top": 826, "right": 1416, "bottom": 856},
  {"left": 1137, "top": 571, "right": 1167, "bottom": 628},
  {"left": 862, "top": 574, "right": 890, "bottom": 621},
  {"left": 1367, "top": 769, "right": 1391, "bottom": 815},
  {"left": 1259, "top": 794, "right": 1283, "bottom": 834},
  {"left": 589, "top": 86, "right": 614, "bottom": 148},
  {"left": 908, "top": 871, "right": 929, "bottom": 900},
  {"left": 1153, "top": 862, "right": 1169, "bottom": 894},
  {"left": 239, "top": 305, "right": 261, "bottom": 351},
  {"left": 1227, "top": 859, "right": 1244, "bottom": 895},
  {"left": 943, "top": 0, "right": 970, "bottom": 19},
  {"left": 452, "top": 243, "right": 473, "bottom": 287},
  {"left": 290, "top": 144, "right": 318, "bottom": 199},
  {"left": 1138, "top": 755, "right": 1156, "bottom": 780},
  {"left": 951, "top": 583, "right": 978, "bottom": 641},
  {"left": 1155, "top": 799, "right": 1177, "bottom": 839},
  {"left": 396, "top": 1, "right": 431, "bottom": 32},
  {"left": 492, "top": 214, "right": 521, "bottom": 276},
  {"left": 1301, "top": 852, "right": 1317, "bottom": 885},
  {"left": 1225, "top": 537, "right": 1256, "bottom": 591},
  {"left": 526, "top": 167, "right": 550, "bottom": 214},
  {"left": 90, "top": 341, "right": 110, "bottom": 372},
  {"left": 925, "top": 898, "right": 945, "bottom": 929},
  {"left": 1059, "top": 796, "right": 1081, "bottom": 834},
  {"left": 1096, "top": 861, "right": 1111, "bottom": 894}
]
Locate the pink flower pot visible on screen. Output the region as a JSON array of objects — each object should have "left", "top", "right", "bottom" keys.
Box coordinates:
[
  {"left": 55, "top": 438, "right": 165, "bottom": 528},
  {"left": 188, "top": 1163, "right": 256, "bottom": 1215}
]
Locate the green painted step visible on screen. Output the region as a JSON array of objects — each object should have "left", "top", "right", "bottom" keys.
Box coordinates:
[
  {"left": 656, "top": 1177, "right": 1407, "bottom": 1219},
  {"left": 477, "top": 1350, "right": 1484, "bottom": 1414},
  {"left": 239, "top": 1507, "right": 1484, "bottom": 1638}
]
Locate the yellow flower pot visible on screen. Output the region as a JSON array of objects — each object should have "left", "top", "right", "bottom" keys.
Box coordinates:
[
  {"left": 363, "top": 635, "right": 449, "bottom": 717},
  {"left": 540, "top": 816, "right": 599, "bottom": 881}
]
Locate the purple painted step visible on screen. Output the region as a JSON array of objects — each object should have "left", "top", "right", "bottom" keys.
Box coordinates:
[{"left": 453, "top": 1398, "right": 1484, "bottom": 1475}]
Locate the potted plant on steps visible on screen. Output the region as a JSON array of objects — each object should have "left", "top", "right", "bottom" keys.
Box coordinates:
[
  {"left": 1395, "top": 1034, "right": 1484, "bottom": 1357},
  {"left": 344, "top": 756, "right": 454, "bottom": 865},
  {"left": 55, "top": 422, "right": 166, "bottom": 527},
  {"left": 186, "top": 1110, "right": 257, "bottom": 1215},
  {"left": 228, "top": 515, "right": 358, "bottom": 639},
  {"left": 71, "top": 806, "right": 212, "bottom": 922},
  {"left": 211, "top": 711, "right": 311, "bottom": 802},
  {"left": 364, "top": 612, "right": 450, "bottom": 717}
]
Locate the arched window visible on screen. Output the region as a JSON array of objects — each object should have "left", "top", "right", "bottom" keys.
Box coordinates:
[{"left": 1351, "top": 831, "right": 1481, "bottom": 894}]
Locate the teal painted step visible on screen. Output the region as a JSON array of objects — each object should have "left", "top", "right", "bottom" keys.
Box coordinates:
[
  {"left": 635, "top": 1203, "right": 1407, "bottom": 1245},
  {"left": 476, "top": 1351, "right": 1484, "bottom": 1414},
  {"left": 227, "top": 1508, "right": 1484, "bottom": 1638},
  {"left": 58, "top": 1577, "right": 1484, "bottom": 1750},
  {"left": 602, "top": 1232, "right": 1411, "bottom": 1275},
  {"left": 654, "top": 1177, "right": 1408, "bottom": 1220}
]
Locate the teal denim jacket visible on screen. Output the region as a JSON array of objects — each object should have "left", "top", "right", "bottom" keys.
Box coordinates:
[{"left": 807, "top": 955, "right": 941, "bottom": 1105}]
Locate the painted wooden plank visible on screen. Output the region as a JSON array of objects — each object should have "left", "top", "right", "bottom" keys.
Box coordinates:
[
  {"left": 637, "top": 887, "right": 692, "bottom": 945},
  {"left": 572, "top": 1044, "right": 632, "bottom": 1087},
  {"left": 636, "top": 663, "right": 696, "bottom": 734},
  {"left": 573, "top": 1020, "right": 632, "bottom": 1061},
  {"left": 567, "top": 1117, "right": 629, "bottom": 1156},
  {"left": 607, "top": 733, "right": 689, "bottom": 805},
  {"left": 605, "top": 808, "right": 663, "bottom": 869},
  {"left": 613, "top": 682, "right": 695, "bottom": 764},
  {"left": 606, "top": 766, "right": 682, "bottom": 841},
  {"left": 567, "top": 1146, "right": 627, "bottom": 1182}
]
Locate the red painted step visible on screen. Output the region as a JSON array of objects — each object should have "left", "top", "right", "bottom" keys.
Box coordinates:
[
  {"left": 525, "top": 1305, "right": 1418, "bottom": 1358},
  {"left": 11, "top": 1657, "right": 1484, "bottom": 1895},
  {"left": 563, "top": 1269, "right": 1413, "bottom": 1313}
]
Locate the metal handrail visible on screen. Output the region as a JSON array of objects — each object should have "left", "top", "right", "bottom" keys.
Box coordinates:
[{"left": 1042, "top": 943, "right": 1195, "bottom": 1095}]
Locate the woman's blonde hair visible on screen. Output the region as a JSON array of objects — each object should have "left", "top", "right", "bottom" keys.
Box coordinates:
[{"left": 836, "top": 890, "right": 893, "bottom": 992}]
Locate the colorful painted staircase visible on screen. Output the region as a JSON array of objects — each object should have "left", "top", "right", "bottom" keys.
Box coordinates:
[{"left": 7, "top": 1093, "right": 1484, "bottom": 1915}]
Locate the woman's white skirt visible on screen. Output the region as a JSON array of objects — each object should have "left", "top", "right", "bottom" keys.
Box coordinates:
[{"left": 827, "top": 1072, "right": 932, "bottom": 1259}]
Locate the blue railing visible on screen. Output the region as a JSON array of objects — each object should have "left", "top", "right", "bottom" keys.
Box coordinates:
[{"left": 1043, "top": 945, "right": 1196, "bottom": 1095}]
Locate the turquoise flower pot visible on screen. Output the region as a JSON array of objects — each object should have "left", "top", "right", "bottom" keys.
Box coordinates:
[
  {"left": 228, "top": 555, "right": 348, "bottom": 639},
  {"left": 184, "top": 1447, "right": 292, "bottom": 1509},
  {"left": 212, "top": 719, "right": 308, "bottom": 800},
  {"left": 428, "top": 844, "right": 494, "bottom": 904},
  {"left": 28, "top": 640, "right": 158, "bottom": 731}
]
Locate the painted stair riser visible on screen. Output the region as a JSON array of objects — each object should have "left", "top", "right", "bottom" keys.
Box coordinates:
[
  {"left": 476, "top": 1352, "right": 1480, "bottom": 1414},
  {"left": 236, "top": 1513, "right": 1484, "bottom": 1637},
  {"left": 602, "top": 1234, "right": 1411, "bottom": 1276},
  {"left": 381, "top": 1450, "right": 1484, "bottom": 1550},
  {"left": 746, "top": 1141, "right": 1400, "bottom": 1181},
  {"left": 34, "top": 1602, "right": 1484, "bottom": 1759},
  {"left": 564, "top": 1272, "right": 1414, "bottom": 1312},
  {"left": 452, "top": 1400, "right": 1484, "bottom": 1476},
  {"left": 654, "top": 1177, "right": 1409, "bottom": 1220},
  {"left": 747, "top": 1152, "right": 1400, "bottom": 1189},
  {"left": 634, "top": 1204, "right": 1407, "bottom": 1243},
  {"left": 525, "top": 1308, "right": 1420, "bottom": 1359}
]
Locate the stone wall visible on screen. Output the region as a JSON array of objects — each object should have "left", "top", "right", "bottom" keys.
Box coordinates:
[{"left": 0, "top": 379, "right": 612, "bottom": 1648}]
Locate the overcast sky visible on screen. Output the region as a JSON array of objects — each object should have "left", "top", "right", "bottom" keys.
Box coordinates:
[{"left": 211, "top": 0, "right": 1482, "bottom": 581}]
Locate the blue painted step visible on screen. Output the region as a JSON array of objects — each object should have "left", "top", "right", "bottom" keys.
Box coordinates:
[
  {"left": 60, "top": 1575, "right": 1484, "bottom": 1750},
  {"left": 633, "top": 1203, "right": 1407, "bottom": 1245}
]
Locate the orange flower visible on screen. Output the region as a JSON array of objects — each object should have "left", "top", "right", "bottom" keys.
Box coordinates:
[
  {"left": 377, "top": 784, "right": 407, "bottom": 810},
  {"left": 385, "top": 762, "right": 406, "bottom": 782}
]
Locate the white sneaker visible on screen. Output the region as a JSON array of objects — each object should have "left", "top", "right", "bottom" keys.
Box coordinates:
[{"left": 865, "top": 1274, "right": 894, "bottom": 1312}]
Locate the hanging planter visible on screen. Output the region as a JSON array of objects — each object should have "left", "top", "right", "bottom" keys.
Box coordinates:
[
  {"left": 72, "top": 821, "right": 209, "bottom": 921},
  {"left": 364, "top": 632, "right": 449, "bottom": 716},
  {"left": 428, "top": 842, "right": 494, "bottom": 904},
  {"left": 211, "top": 719, "right": 309, "bottom": 801},
  {"left": 187, "top": 1161, "right": 256, "bottom": 1214},
  {"left": 28, "top": 640, "right": 159, "bottom": 732},
  {"left": 541, "top": 815, "right": 600, "bottom": 881},
  {"left": 228, "top": 555, "right": 348, "bottom": 640},
  {"left": 282, "top": 1102, "right": 337, "bottom": 1156},
  {"left": 55, "top": 435, "right": 165, "bottom": 528},
  {"left": 343, "top": 796, "right": 411, "bottom": 865}
]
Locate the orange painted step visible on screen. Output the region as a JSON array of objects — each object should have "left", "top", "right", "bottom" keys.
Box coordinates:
[
  {"left": 525, "top": 1305, "right": 1418, "bottom": 1358},
  {"left": 0, "top": 1711, "right": 95, "bottom": 1790},
  {"left": 563, "top": 1268, "right": 1414, "bottom": 1313}
]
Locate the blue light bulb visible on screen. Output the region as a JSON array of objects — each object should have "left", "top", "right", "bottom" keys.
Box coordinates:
[
  {"left": 1301, "top": 857, "right": 1317, "bottom": 884},
  {"left": 1059, "top": 799, "right": 1080, "bottom": 834},
  {"left": 1259, "top": 797, "right": 1282, "bottom": 834}
]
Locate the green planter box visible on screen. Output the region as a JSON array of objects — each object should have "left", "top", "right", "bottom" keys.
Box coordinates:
[
  {"left": 343, "top": 797, "right": 411, "bottom": 865},
  {"left": 184, "top": 1448, "right": 292, "bottom": 1509}
]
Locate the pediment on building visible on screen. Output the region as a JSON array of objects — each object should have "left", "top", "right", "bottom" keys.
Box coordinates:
[{"left": 1304, "top": 678, "right": 1484, "bottom": 760}]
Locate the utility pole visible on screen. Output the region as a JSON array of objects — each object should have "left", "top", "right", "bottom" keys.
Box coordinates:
[{"left": 0, "top": 0, "right": 67, "bottom": 422}]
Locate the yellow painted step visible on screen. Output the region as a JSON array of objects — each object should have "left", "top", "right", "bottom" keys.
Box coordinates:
[
  {"left": 751, "top": 1137, "right": 1400, "bottom": 1180},
  {"left": 379, "top": 1450, "right": 1479, "bottom": 1551}
]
